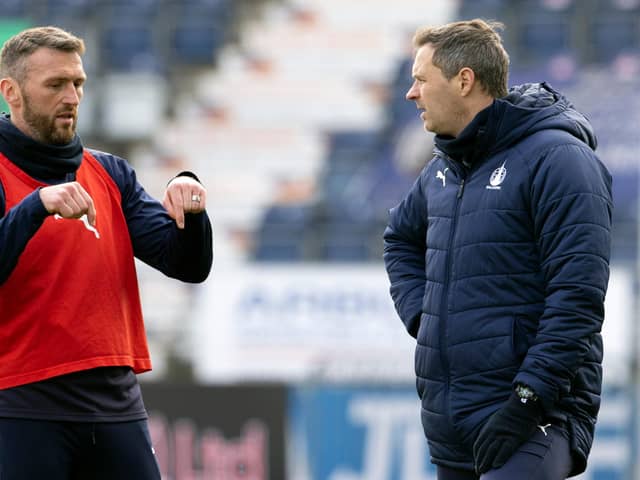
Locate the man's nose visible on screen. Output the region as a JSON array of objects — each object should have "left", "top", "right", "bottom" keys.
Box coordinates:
[
  {"left": 406, "top": 81, "right": 418, "bottom": 100},
  {"left": 63, "top": 84, "right": 81, "bottom": 105}
]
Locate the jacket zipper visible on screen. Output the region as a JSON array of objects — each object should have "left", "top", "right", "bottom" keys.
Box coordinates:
[
  {"left": 439, "top": 158, "right": 466, "bottom": 422},
  {"left": 457, "top": 179, "right": 466, "bottom": 198}
]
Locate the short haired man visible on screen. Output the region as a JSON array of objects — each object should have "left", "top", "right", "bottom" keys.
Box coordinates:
[
  {"left": 0, "top": 26, "right": 213, "bottom": 479},
  {"left": 384, "top": 19, "right": 611, "bottom": 479}
]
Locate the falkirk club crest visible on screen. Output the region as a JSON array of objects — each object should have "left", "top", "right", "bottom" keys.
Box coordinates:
[{"left": 486, "top": 162, "right": 507, "bottom": 190}]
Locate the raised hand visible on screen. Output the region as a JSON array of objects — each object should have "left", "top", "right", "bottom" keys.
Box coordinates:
[
  {"left": 162, "top": 176, "right": 207, "bottom": 229},
  {"left": 39, "top": 182, "right": 96, "bottom": 226}
]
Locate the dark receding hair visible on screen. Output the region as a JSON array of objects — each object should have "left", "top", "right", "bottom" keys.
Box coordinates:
[
  {"left": 0, "top": 26, "right": 85, "bottom": 83},
  {"left": 413, "top": 19, "right": 509, "bottom": 98}
]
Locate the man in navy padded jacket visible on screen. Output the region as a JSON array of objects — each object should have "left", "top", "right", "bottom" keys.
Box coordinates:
[
  {"left": 383, "top": 19, "right": 611, "bottom": 480},
  {"left": 0, "top": 26, "right": 212, "bottom": 479}
]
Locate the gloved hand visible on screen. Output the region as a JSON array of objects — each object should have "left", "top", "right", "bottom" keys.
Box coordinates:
[{"left": 473, "top": 391, "right": 543, "bottom": 473}]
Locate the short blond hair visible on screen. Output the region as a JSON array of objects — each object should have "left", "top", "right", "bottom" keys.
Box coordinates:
[{"left": 0, "top": 26, "right": 85, "bottom": 82}]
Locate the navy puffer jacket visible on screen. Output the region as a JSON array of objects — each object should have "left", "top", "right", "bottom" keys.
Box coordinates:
[{"left": 383, "top": 83, "right": 612, "bottom": 475}]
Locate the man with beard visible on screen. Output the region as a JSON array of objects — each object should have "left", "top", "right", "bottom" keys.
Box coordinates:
[
  {"left": 0, "top": 27, "right": 212, "bottom": 479},
  {"left": 383, "top": 19, "right": 611, "bottom": 479}
]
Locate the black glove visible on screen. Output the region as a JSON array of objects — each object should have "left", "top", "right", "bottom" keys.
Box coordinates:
[{"left": 473, "top": 391, "right": 543, "bottom": 473}]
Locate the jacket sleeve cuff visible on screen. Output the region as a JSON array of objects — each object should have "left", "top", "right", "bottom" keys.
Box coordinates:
[
  {"left": 168, "top": 171, "right": 201, "bottom": 185},
  {"left": 28, "top": 188, "right": 51, "bottom": 222},
  {"left": 513, "top": 372, "right": 557, "bottom": 413}
]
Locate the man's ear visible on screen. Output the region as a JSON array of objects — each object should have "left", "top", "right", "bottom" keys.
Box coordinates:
[
  {"left": 0, "top": 77, "right": 21, "bottom": 109},
  {"left": 458, "top": 67, "right": 475, "bottom": 97}
]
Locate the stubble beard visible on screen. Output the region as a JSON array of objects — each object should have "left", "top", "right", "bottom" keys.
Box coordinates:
[{"left": 22, "top": 93, "right": 77, "bottom": 145}]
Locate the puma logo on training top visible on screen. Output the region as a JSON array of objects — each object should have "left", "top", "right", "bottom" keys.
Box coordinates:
[
  {"left": 54, "top": 214, "right": 100, "bottom": 239},
  {"left": 436, "top": 168, "right": 449, "bottom": 187}
]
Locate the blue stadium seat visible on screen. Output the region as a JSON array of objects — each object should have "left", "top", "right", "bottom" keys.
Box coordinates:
[
  {"left": 509, "top": 53, "right": 578, "bottom": 87},
  {"left": 590, "top": 13, "right": 640, "bottom": 63},
  {"left": 323, "top": 130, "right": 378, "bottom": 174},
  {"left": 521, "top": 0, "right": 576, "bottom": 12},
  {"left": 360, "top": 153, "right": 416, "bottom": 218},
  {"left": 387, "top": 57, "right": 416, "bottom": 127},
  {"left": 171, "top": 21, "right": 225, "bottom": 65},
  {"left": 509, "top": 1, "right": 577, "bottom": 64},
  {"left": 102, "top": 0, "right": 161, "bottom": 19},
  {"left": 458, "top": 0, "right": 509, "bottom": 20},
  {"left": 318, "top": 131, "right": 381, "bottom": 226},
  {"left": 1, "top": 0, "right": 27, "bottom": 17},
  {"left": 595, "top": 0, "right": 640, "bottom": 12},
  {"left": 321, "top": 221, "right": 376, "bottom": 262},
  {"left": 253, "top": 205, "right": 312, "bottom": 261},
  {"left": 178, "top": 0, "right": 234, "bottom": 23},
  {"left": 519, "top": 14, "right": 573, "bottom": 62},
  {"left": 45, "top": 0, "right": 92, "bottom": 20},
  {"left": 101, "top": 22, "right": 162, "bottom": 72}
]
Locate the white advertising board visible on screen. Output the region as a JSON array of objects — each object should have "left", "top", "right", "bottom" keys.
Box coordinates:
[
  {"left": 189, "top": 264, "right": 633, "bottom": 385},
  {"left": 190, "top": 264, "right": 414, "bottom": 383}
]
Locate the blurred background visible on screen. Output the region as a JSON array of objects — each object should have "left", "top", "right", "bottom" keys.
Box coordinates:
[{"left": 2, "top": 0, "right": 639, "bottom": 478}]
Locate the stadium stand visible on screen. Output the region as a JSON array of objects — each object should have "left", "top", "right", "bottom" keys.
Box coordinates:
[
  {"left": 1, "top": 0, "right": 637, "bottom": 371},
  {"left": 44, "top": 0, "right": 92, "bottom": 16},
  {"left": 132, "top": 0, "right": 457, "bottom": 263},
  {"left": 2, "top": 0, "right": 29, "bottom": 18},
  {"left": 101, "top": 21, "right": 160, "bottom": 72},
  {"left": 243, "top": 0, "right": 639, "bottom": 264},
  {"left": 170, "top": 21, "right": 225, "bottom": 65},
  {"left": 590, "top": 11, "right": 640, "bottom": 63}
]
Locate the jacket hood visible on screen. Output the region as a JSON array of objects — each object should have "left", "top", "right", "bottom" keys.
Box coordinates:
[
  {"left": 495, "top": 82, "right": 596, "bottom": 151},
  {"left": 435, "top": 82, "right": 597, "bottom": 162}
]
